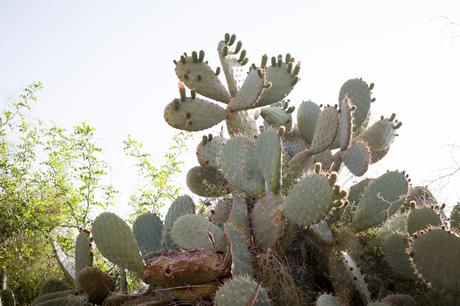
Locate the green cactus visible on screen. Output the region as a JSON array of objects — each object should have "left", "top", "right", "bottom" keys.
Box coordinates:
[
  {"left": 133, "top": 212, "right": 163, "bottom": 257},
  {"left": 196, "top": 134, "right": 226, "bottom": 170},
  {"left": 251, "top": 194, "right": 284, "bottom": 249},
  {"left": 315, "top": 294, "right": 341, "bottom": 306},
  {"left": 186, "top": 165, "right": 230, "bottom": 197},
  {"left": 352, "top": 170, "right": 409, "bottom": 231},
  {"left": 297, "top": 100, "right": 321, "bottom": 144},
  {"left": 91, "top": 212, "right": 144, "bottom": 274},
  {"left": 450, "top": 203, "right": 460, "bottom": 232},
  {"left": 255, "top": 127, "right": 282, "bottom": 194},
  {"left": 214, "top": 276, "right": 271, "bottom": 306},
  {"left": 282, "top": 172, "right": 334, "bottom": 227},
  {"left": 381, "top": 231, "right": 415, "bottom": 280},
  {"left": 407, "top": 206, "right": 442, "bottom": 235},
  {"left": 338, "top": 78, "right": 373, "bottom": 131},
  {"left": 225, "top": 224, "right": 253, "bottom": 277},
  {"left": 32, "top": 32, "right": 460, "bottom": 306},
  {"left": 170, "top": 214, "right": 226, "bottom": 252},
  {"left": 410, "top": 228, "right": 460, "bottom": 292},
  {"left": 75, "top": 230, "right": 92, "bottom": 273},
  {"left": 161, "top": 194, "right": 195, "bottom": 250}
]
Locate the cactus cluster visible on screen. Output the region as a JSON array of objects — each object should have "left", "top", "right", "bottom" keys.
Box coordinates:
[{"left": 33, "top": 33, "right": 460, "bottom": 306}]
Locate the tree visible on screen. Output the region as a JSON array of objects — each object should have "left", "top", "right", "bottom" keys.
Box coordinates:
[{"left": 123, "top": 131, "right": 190, "bottom": 217}]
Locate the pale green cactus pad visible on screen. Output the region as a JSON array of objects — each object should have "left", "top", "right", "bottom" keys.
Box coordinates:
[
  {"left": 133, "top": 212, "right": 163, "bottom": 257},
  {"left": 75, "top": 230, "right": 92, "bottom": 273},
  {"left": 196, "top": 134, "right": 226, "bottom": 170},
  {"left": 224, "top": 224, "right": 253, "bottom": 277},
  {"left": 407, "top": 206, "right": 442, "bottom": 235},
  {"left": 352, "top": 170, "right": 409, "bottom": 231},
  {"left": 251, "top": 194, "right": 284, "bottom": 249},
  {"left": 341, "top": 141, "right": 370, "bottom": 176},
  {"left": 214, "top": 276, "right": 271, "bottom": 306},
  {"left": 282, "top": 173, "right": 333, "bottom": 226},
  {"left": 228, "top": 68, "right": 268, "bottom": 111},
  {"left": 381, "top": 232, "right": 415, "bottom": 280},
  {"left": 255, "top": 53, "right": 300, "bottom": 107},
  {"left": 175, "top": 52, "right": 231, "bottom": 103},
  {"left": 410, "top": 228, "right": 460, "bottom": 292},
  {"left": 161, "top": 195, "right": 195, "bottom": 250},
  {"left": 377, "top": 213, "right": 408, "bottom": 242},
  {"left": 282, "top": 126, "right": 309, "bottom": 157},
  {"left": 310, "top": 106, "right": 339, "bottom": 154},
  {"left": 316, "top": 294, "right": 341, "bottom": 306},
  {"left": 164, "top": 95, "right": 226, "bottom": 132},
  {"left": 186, "top": 166, "right": 230, "bottom": 197},
  {"left": 450, "top": 203, "right": 460, "bottom": 232},
  {"left": 359, "top": 114, "right": 401, "bottom": 153},
  {"left": 220, "top": 136, "right": 265, "bottom": 197},
  {"left": 260, "top": 102, "right": 294, "bottom": 132},
  {"left": 171, "top": 214, "right": 226, "bottom": 252},
  {"left": 210, "top": 198, "right": 233, "bottom": 227},
  {"left": 226, "top": 109, "right": 259, "bottom": 139},
  {"left": 92, "top": 212, "right": 144, "bottom": 274},
  {"left": 338, "top": 96, "right": 354, "bottom": 151},
  {"left": 228, "top": 197, "right": 251, "bottom": 245},
  {"left": 339, "top": 78, "right": 373, "bottom": 131},
  {"left": 255, "top": 128, "right": 282, "bottom": 194},
  {"left": 218, "top": 33, "right": 248, "bottom": 96},
  {"left": 297, "top": 100, "right": 320, "bottom": 144}
]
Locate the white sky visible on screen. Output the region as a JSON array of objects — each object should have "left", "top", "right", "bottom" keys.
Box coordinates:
[{"left": 1, "top": 0, "right": 460, "bottom": 216}]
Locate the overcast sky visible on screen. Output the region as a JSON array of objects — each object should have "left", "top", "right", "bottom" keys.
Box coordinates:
[{"left": 1, "top": 0, "right": 460, "bottom": 216}]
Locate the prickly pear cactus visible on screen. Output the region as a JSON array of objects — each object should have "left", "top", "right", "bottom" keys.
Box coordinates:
[{"left": 35, "top": 32, "right": 460, "bottom": 306}]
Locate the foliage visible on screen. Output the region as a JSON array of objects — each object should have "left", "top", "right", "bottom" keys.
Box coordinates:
[{"left": 123, "top": 131, "right": 190, "bottom": 217}]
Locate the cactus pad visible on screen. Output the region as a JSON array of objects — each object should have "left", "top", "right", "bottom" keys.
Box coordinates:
[
  {"left": 143, "top": 249, "right": 229, "bottom": 286},
  {"left": 341, "top": 141, "right": 370, "bottom": 176},
  {"left": 196, "top": 135, "right": 226, "bottom": 170},
  {"left": 75, "top": 230, "right": 92, "bottom": 273},
  {"left": 407, "top": 206, "right": 442, "bottom": 235},
  {"left": 164, "top": 96, "right": 226, "bottom": 132},
  {"left": 225, "top": 224, "right": 253, "bottom": 277},
  {"left": 218, "top": 33, "right": 248, "bottom": 96},
  {"left": 381, "top": 232, "right": 415, "bottom": 280},
  {"left": 210, "top": 198, "right": 233, "bottom": 227},
  {"left": 410, "top": 228, "right": 460, "bottom": 292},
  {"left": 352, "top": 170, "right": 409, "bottom": 231},
  {"left": 220, "top": 136, "right": 265, "bottom": 197},
  {"left": 161, "top": 195, "right": 195, "bottom": 250},
  {"left": 228, "top": 68, "right": 268, "bottom": 111},
  {"left": 252, "top": 194, "right": 284, "bottom": 249},
  {"left": 450, "top": 203, "right": 460, "bottom": 232},
  {"left": 171, "top": 214, "right": 226, "bottom": 252},
  {"left": 260, "top": 103, "right": 294, "bottom": 132},
  {"left": 297, "top": 100, "right": 321, "bottom": 143},
  {"left": 339, "top": 78, "right": 372, "bottom": 131},
  {"left": 228, "top": 197, "right": 251, "bottom": 245},
  {"left": 92, "top": 212, "right": 144, "bottom": 274},
  {"left": 175, "top": 53, "right": 231, "bottom": 103},
  {"left": 133, "top": 212, "right": 163, "bottom": 257},
  {"left": 186, "top": 166, "right": 230, "bottom": 197},
  {"left": 214, "top": 276, "right": 271, "bottom": 306},
  {"left": 255, "top": 128, "right": 282, "bottom": 194},
  {"left": 315, "top": 294, "right": 341, "bottom": 306},
  {"left": 282, "top": 173, "right": 333, "bottom": 226},
  {"left": 255, "top": 54, "right": 300, "bottom": 107},
  {"left": 310, "top": 106, "right": 339, "bottom": 154}
]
